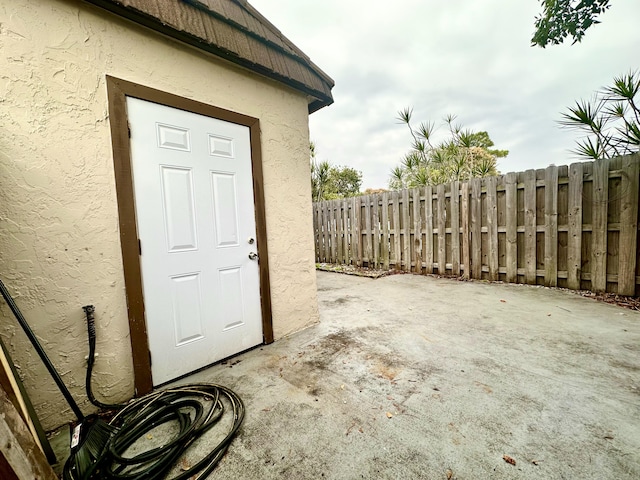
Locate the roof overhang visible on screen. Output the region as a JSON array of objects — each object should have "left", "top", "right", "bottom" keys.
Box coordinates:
[{"left": 82, "top": 0, "right": 334, "bottom": 113}]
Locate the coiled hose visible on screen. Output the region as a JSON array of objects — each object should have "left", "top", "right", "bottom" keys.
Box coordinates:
[
  {"left": 95, "top": 383, "right": 244, "bottom": 480},
  {"left": 64, "top": 306, "right": 245, "bottom": 480}
]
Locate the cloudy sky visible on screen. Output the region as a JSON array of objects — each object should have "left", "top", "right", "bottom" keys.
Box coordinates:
[{"left": 250, "top": 0, "right": 640, "bottom": 190}]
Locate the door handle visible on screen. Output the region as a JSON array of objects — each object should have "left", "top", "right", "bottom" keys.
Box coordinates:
[{"left": 248, "top": 252, "right": 258, "bottom": 261}]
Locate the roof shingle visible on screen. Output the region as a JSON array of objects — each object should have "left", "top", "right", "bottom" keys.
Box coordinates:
[{"left": 84, "top": 0, "right": 334, "bottom": 112}]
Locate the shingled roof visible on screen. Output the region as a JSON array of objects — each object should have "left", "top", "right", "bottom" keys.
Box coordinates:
[{"left": 84, "top": 0, "right": 334, "bottom": 113}]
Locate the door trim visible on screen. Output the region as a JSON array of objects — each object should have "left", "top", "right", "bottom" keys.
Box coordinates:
[{"left": 106, "top": 76, "right": 274, "bottom": 396}]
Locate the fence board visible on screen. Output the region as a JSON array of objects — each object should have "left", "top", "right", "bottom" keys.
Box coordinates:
[
  {"left": 471, "top": 178, "right": 482, "bottom": 278},
  {"left": 313, "top": 202, "right": 319, "bottom": 261},
  {"left": 524, "top": 169, "right": 537, "bottom": 284},
  {"left": 505, "top": 172, "right": 517, "bottom": 283},
  {"left": 352, "top": 196, "right": 361, "bottom": 266},
  {"left": 424, "top": 186, "right": 434, "bottom": 273},
  {"left": 618, "top": 155, "right": 639, "bottom": 295},
  {"left": 364, "top": 196, "right": 372, "bottom": 265},
  {"left": 437, "top": 184, "right": 446, "bottom": 274},
  {"left": 591, "top": 159, "right": 609, "bottom": 292},
  {"left": 402, "top": 189, "right": 411, "bottom": 272},
  {"left": 392, "top": 191, "right": 401, "bottom": 270},
  {"left": 372, "top": 195, "right": 380, "bottom": 268},
  {"left": 381, "top": 192, "right": 390, "bottom": 269},
  {"left": 461, "top": 182, "right": 470, "bottom": 279},
  {"left": 336, "top": 201, "right": 342, "bottom": 263},
  {"left": 451, "top": 181, "right": 460, "bottom": 275},
  {"left": 342, "top": 199, "right": 349, "bottom": 264},
  {"left": 545, "top": 166, "right": 559, "bottom": 287},
  {"left": 322, "top": 201, "right": 329, "bottom": 262},
  {"left": 412, "top": 188, "right": 423, "bottom": 273},
  {"left": 324, "top": 200, "right": 332, "bottom": 263},
  {"left": 486, "top": 176, "right": 498, "bottom": 281},
  {"left": 567, "top": 163, "right": 583, "bottom": 290},
  {"left": 332, "top": 201, "right": 339, "bottom": 263}
]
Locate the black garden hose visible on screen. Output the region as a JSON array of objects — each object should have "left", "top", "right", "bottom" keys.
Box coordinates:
[
  {"left": 92, "top": 383, "right": 245, "bottom": 480},
  {"left": 77, "top": 306, "right": 245, "bottom": 480},
  {"left": 83, "top": 305, "right": 126, "bottom": 410}
]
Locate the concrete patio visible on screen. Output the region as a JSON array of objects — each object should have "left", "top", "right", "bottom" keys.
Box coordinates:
[
  {"left": 46, "top": 270, "right": 639, "bottom": 478},
  {"left": 169, "top": 270, "right": 640, "bottom": 479}
]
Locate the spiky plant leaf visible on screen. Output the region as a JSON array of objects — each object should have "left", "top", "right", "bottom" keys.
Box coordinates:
[{"left": 396, "top": 107, "right": 413, "bottom": 124}]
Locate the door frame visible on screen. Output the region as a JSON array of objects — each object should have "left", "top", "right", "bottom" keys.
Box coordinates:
[{"left": 106, "top": 76, "right": 274, "bottom": 396}]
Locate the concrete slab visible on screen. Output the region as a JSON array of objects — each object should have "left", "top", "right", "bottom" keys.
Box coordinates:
[{"left": 159, "top": 272, "right": 640, "bottom": 478}]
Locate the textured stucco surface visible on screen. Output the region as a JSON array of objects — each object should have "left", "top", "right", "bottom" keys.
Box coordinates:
[{"left": 0, "top": 0, "right": 319, "bottom": 430}]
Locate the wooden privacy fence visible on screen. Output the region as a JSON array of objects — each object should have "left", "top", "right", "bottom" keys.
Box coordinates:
[{"left": 313, "top": 153, "right": 640, "bottom": 295}]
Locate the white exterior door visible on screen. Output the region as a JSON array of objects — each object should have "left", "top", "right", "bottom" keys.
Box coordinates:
[{"left": 126, "top": 97, "right": 263, "bottom": 385}]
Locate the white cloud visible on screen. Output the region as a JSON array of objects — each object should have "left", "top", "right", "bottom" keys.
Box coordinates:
[{"left": 250, "top": 0, "right": 640, "bottom": 189}]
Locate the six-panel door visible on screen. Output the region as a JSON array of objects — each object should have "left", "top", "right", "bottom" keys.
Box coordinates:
[{"left": 126, "top": 97, "right": 263, "bottom": 385}]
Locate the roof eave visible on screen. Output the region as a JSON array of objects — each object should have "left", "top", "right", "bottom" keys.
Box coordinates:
[{"left": 83, "top": 0, "right": 334, "bottom": 112}]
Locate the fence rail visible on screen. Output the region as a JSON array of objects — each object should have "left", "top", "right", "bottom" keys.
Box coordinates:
[{"left": 313, "top": 154, "right": 640, "bottom": 295}]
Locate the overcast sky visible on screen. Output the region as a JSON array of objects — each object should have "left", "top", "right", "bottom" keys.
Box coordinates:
[{"left": 249, "top": 0, "right": 640, "bottom": 190}]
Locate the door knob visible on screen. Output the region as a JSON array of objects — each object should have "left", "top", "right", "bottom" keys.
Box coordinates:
[{"left": 248, "top": 252, "right": 258, "bottom": 260}]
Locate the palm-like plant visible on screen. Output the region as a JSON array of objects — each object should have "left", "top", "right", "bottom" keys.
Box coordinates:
[
  {"left": 560, "top": 70, "right": 640, "bottom": 160},
  {"left": 390, "top": 109, "right": 506, "bottom": 189}
]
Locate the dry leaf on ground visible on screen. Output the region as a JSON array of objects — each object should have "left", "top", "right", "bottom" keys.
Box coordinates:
[
  {"left": 179, "top": 457, "right": 191, "bottom": 471},
  {"left": 503, "top": 454, "right": 516, "bottom": 466}
]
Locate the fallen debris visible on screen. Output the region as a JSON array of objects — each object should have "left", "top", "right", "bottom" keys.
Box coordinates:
[
  {"left": 503, "top": 455, "right": 516, "bottom": 466},
  {"left": 315, "top": 263, "right": 395, "bottom": 278}
]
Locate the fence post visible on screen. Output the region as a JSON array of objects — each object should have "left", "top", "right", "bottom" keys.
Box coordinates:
[
  {"left": 402, "top": 189, "right": 411, "bottom": 272},
  {"left": 505, "top": 172, "right": 518, "bottom": 283},
  {"left": 436, "top": 184, "right": 446, "bottom": 275},
  {"left": 451, "top": 181, "right": 460, "bottom": 276},
  {"left": 353, "top": 196, "right": 362, "bottom": 267},
  {"left": 567, "top": 163, "right": 584, "bottom": 290},
  {"left": 412, "top": 188, "right": 423, "bottom": 274},
  {"left": 591, "top": 159, "right": 609, "bottom": 292},
  {"left": 461, "top": 182, "right": 470, "bottom": 279},
  {"left": 335, "top": 200, "right": 341, "bottom": 263},
  {"left": 342, "top": 198, "right": 349, "bottom": 265},
  {"left": 618, "top": 154, "right": 639, "bottom": 295},
  {"left": 544, "top": 166, "right": 559, "bottom": 287},
  {"left": 329, "top": 200, "right": 337, "bottom": 264},
  {"left": 313, "top": 202, "right": 319, "bottom": 263},
  {"left": 322, "top": 201, "right": 329, "bottom": 263},
  {"left": 381, "top": 191, "right": 390, "bottom": 270},
  {"left": 372, "top": 194, "right": 380, "bottom": 269},
  {"left": 424, "top": 186, "right": 434, "bottom": 274},
  {"left": 471, "top": 178, "right": 482, "bottom": 279},
  {"left": 486, "top": 176, "right": 498, "bottom": 281},
  {"left": 363, "top": 195, "right": 372, "bottom": 267},
  {"left": 524, "top": 169, "right": 537, "bottom": 284},
  {"left": 391, "top": 191, "right": 401, "bottom": 270}
]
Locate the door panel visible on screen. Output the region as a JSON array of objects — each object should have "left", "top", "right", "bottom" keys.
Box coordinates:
[
  {"left": 126, "top": 97, "right": 263, "bottom": 385},
  {"left": 161, "top": 166, "right": 198, "bottom": 252}
]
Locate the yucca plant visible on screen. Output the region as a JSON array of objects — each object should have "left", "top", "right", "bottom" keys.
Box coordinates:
[
  {"left": 390, "top": 109, "right": 507, "bottom": 189},
  {"left": 560, "top": 70, "right": 640, "bottom": 160}
]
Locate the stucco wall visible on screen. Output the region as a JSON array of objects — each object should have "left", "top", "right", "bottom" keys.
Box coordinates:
[{"left": 0, "top": 0, "right": 320, "bottom": 429}]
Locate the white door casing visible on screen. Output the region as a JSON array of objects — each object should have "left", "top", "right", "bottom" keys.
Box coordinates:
[{"left": 126, "top": 97, "right": 263, "bottom": 385}]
